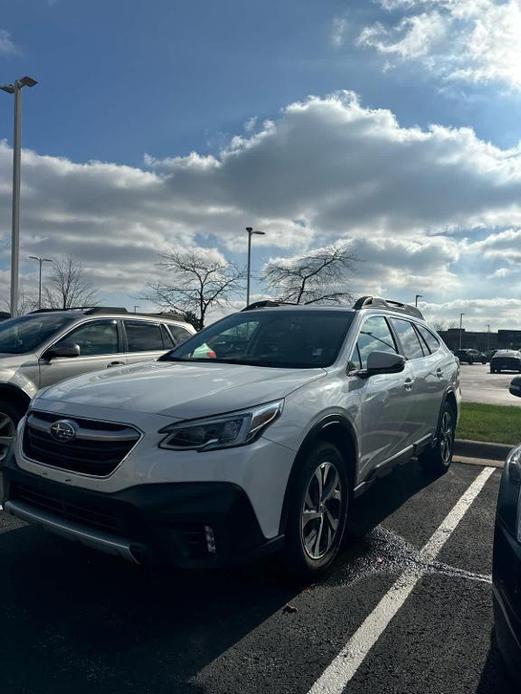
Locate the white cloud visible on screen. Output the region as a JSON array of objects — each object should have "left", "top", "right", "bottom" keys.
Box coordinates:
[
  {"left": 0, "top": 29, "right": 18, "bottom": 56},
  {"left": 423, "top": 297, "right": 521, "bottom": 331},
  {"left": 331, "top": 17, "right": 348, "bottom": 47},
  {"left": 1, "top": 92, "right": 521, "bottom": 310},
  {"left": 358, "top": 0, "right": 521, "bottom": 91}
]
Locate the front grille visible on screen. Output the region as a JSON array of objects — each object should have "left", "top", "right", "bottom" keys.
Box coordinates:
[
  {"left": 10, "top": 482, "right": 123, "bottom": 535},
  {"left": 23, "top": 411, "right": 141, "bottom": 477}
]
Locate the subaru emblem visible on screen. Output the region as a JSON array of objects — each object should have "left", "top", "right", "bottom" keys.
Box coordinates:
[{"left": 49, "top": 419, "right": 78, "bottom": 443}]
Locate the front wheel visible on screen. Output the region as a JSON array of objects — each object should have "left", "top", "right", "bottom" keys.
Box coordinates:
[
  {"left": 284, "top": 442, "right": 350, "bottom": 580},
  {"left": 419, "top": 402, "right": 456, "bottom": 474},
  {"left": 0, "top": 400, "right": 24, "bottom": 463}
]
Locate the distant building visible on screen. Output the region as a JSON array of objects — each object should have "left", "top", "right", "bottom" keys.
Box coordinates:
[{"left": 439, "top": 328, "right": 521, "bottom": 352}]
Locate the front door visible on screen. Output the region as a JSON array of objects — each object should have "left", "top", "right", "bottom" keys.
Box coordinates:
[{"left": 352, "top": 315, "right": 415, "bottom": 480}]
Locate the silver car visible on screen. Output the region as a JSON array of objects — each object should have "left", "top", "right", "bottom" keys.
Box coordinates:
[
  {"left": 3, "top": 296, "right": 461, "bottom": 578},
  {"left": 0, "top": 307, "right": 195, "bottom": 459}
]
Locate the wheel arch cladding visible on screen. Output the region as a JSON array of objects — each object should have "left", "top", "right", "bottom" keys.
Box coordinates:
[
  {"left": 0, "top": 384, "right": 30, "bottom": 414},
  {"left": 278, "top": 416, "right": 357, "bottom": 535}
]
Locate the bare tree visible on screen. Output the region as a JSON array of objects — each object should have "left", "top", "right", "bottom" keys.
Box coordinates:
[
  {"left": 263, "top": 244, "right": 356, "bottom": 305},
  {"left": 0, "top": 287, "right": 38, "bottom": 316},
  {"left": 145, "top": 249, "right": 243, "bottom": 328},
  {"left": 43, "top": 256, "right": 98, "bottom": 310}
]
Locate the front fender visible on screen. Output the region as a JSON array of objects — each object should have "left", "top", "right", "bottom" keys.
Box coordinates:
[{"left": 0, "top": 369, "right": 38, "bottom": 400}]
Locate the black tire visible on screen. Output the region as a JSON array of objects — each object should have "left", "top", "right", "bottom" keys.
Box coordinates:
[
  {"left": 0, "top": 399, "right": 25, "bottom": 462},
  {"left": 419, "top": 401, "right": 456, "bottom": 474},
  {"left": 283, "top": 442, "right": 350, "bottom": 580}
]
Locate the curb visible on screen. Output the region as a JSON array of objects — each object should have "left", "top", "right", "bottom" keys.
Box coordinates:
[{"left": 454, "top": 438, "right": 513, "bottom": 462}]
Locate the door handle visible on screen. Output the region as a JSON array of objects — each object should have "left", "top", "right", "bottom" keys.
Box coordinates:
[
  {"left": 107, "top": 361, "right": 125, "bottom": 368},
  {"left": 403, "top": 377, "right": 415, "bottom": 391}
]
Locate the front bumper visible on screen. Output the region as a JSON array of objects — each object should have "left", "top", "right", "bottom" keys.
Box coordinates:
[
  {"left": 493, "top": 518, "right": 521, "bottom": 685},
  {"left": 1, "top": 454, "right": 284, "bottom": 568}
]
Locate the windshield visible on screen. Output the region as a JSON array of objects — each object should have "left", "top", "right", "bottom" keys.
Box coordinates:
[
  {"left": 0, "top": 313, "right": 76, "bottom": 354},
  {"left": 161, "top": 309, "right": 354, "bottom": 368}
]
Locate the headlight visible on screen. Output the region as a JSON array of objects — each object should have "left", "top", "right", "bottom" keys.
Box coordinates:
[
  {"left": 158, "top": 400, "right": 284, "bottom": 452},
  {"left": 500, "top": 445, "right": 521, "bottom": 542},
  {"left": 507, "top": 445, "right": 521, "bottom": 485}
]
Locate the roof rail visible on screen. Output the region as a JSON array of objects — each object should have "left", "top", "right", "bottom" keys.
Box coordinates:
[
  {"left": 30, "top": 306, "right": 129, "bottom": 315},
  {"left": 353, "top": 296, "right": 424, "bottom": 320},
  {"left": 242, "top": 300, "right": 299, "bottom": 311}
]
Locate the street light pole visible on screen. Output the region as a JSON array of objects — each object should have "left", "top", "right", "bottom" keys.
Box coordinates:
[
  {"left": 29, "top": 256, "right": 52, "bottom": 310},
  {"left": 459, "top": 312, "right": 465, "bottom": 350},
  {"left": 0, "top": 76, "right": 38, "bottom": 318},
  {"left": 245, "top": 227, "right": 265, "bottom": 306},
  {"left": 415, "top": 294, "right": 423, "bottom": 307}
]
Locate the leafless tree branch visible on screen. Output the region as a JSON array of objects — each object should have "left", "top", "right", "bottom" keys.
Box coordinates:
[{"left": 262, "top": 244, "right": 357, "bottom": 305}]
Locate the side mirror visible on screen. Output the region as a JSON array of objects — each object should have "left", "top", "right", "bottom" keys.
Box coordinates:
[
  {"left": 510, "top": 376, "right": 521, "bottom": 398},
  {"left": 44, "top": 342, "right": 81, "bottom": 360},
  {"left": 362, "top": 351, "right": 406, "bottom": 378}
]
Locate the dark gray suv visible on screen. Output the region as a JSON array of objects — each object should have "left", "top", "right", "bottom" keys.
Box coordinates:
[{"left": 0, "top": 307, "right": 195, "bottom": 459}]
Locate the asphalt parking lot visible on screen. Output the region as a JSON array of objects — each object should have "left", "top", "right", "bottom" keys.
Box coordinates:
[
  {"left": 0, "top": 459, "right": 513, "bottom": 694},
  {"left": 460, "top": 363, "right": 521, "bottom": 406}
]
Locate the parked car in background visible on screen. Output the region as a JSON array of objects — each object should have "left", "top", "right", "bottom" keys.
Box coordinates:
[
  {"left": 0, "top": 307, "right": 195, "bottom": 460},
  {"left": 2, "top": 296, "right": 460, "bottom": 579},
  {"left": 454, "top": 348, "right": 487, "bottom": 364},
  {"left": 490, "top": 349, "right": 521, "bottom": 374}
]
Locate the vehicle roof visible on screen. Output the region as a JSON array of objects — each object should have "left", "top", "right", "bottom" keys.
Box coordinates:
[{"left": 27, "top": 308, "right": 190, "bottom": 325}]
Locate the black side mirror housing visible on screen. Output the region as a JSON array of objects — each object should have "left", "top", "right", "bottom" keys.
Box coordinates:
[
  {"left": 358, "top": 351, "right": 406, "bottom": 378},
  {"left": 44, "top": 343, "right": 81, "bottom": 360},
  {"left": 510, "top": 376, "right": 521, "bottom": 398}
]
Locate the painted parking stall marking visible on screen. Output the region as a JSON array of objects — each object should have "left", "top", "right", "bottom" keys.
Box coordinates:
[{"left": 307, "top": 466, "right": 495, "bottom": 694}]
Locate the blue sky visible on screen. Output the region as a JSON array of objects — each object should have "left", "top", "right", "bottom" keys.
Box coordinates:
[{"left": 1, "top": 0, "right": 521, "bottom": 327}]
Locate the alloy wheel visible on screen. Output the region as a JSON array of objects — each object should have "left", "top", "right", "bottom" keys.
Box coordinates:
[
  {"left": 300, "top": 461, "right": 343, "bottom": 560},
  {"left": 439, "top": 411, "right": 454, "bottom": 466},
  {"left": 0, "top": 411, "right": 15, "bottom": 462}
]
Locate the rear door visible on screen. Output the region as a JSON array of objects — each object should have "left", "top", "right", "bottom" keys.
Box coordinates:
[
  {"left": 416, "top": 323, "right": 455, "bottom": 432},
  {"left": 390, "top": 318, "right": 444, "bottom": 444},
  {"left": 123, "top": 319, "right": 170, "bottom": 365},
  {"left": 353, "top": 315, "right": 416, "bottom": 478},
  {"left": 39, "top": 319, "right": 126, "bottom": 387}
]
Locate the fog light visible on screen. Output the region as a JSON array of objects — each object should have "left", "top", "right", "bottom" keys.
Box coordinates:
[{"left": 204, "top": 525, "right": 217, "bottom": 554}]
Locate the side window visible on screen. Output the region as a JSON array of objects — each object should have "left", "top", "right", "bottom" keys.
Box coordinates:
[
  {"left": 55, "top": 320, "right": 119, "bottom": 357},
  {"left": 356, "top": 316, "right": 397, "bottom": 369},
  {"left": 391, "top": 318, "right": 425, "bottom": 359},
  {"left": 416, "top": 325, "right": 440, "bottom": 354},
  {"left": 169, "top": 325, "right": 193, "bottom": 346},
  {"left": 161, "top": 324, "right": 175, "bottom": 349},
  {"left": 125, "top": 320, "right": 164, "bottom": 352}
]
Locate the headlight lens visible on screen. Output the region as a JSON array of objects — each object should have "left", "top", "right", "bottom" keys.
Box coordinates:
[
  {"left": 159, "top": 400, "right": 284, "bottom": 452},
  {"left": 503, "top": 445, "right": 521, "bottom": 542}
]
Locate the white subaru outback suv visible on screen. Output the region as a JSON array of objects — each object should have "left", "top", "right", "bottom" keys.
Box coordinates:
[{"left": 2, "top": 296, "right": 460, "bottom": 578}]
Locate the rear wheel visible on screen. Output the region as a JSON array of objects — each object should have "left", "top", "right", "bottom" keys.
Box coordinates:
[
  {"left": 0, "top": 400, "right": 24, "bottom": 462},
  {"left": 284, "top": 442, "right": 350, "bottom": 580},
  {"left": 419, "top": 402, "right": 456, "bottom": 474}
]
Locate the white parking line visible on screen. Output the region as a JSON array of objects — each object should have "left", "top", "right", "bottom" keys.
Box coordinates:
[{"left": 307, "top": 467, "right": 495, "bottom": 694}]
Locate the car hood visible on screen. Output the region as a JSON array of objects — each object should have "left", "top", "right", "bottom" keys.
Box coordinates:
[
  {"left": 35, "top": 360, "right": 326, "bottom": 419},
  {"left": 0, "top": 353, "right": 34, "bottom": 368}
]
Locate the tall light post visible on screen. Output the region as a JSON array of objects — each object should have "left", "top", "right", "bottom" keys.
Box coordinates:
[
  {"left": 245, "top": 227, "right": 265, "bottom": 306},
  {"left": 415, "top": 294, "right": 423, "bottom": 307},
  {"left": 0, "top": 76, "right": 38, "bottom": 318},
  {"left": 459, "top": 312, "right": 465, "bottom": 350},
  {"left": 28, "top": 256, "right": 52, "bottom": 310}
]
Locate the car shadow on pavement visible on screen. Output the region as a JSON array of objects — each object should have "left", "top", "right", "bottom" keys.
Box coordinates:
[
  {"left": 348, "top": 457, "right": 441, "bottom": 538},
  {"left": 0, "top": 522, "right": 299, "bottom": 694},
  {"left": 475, "top": 631, "right": 516, "bottom": 694}
]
